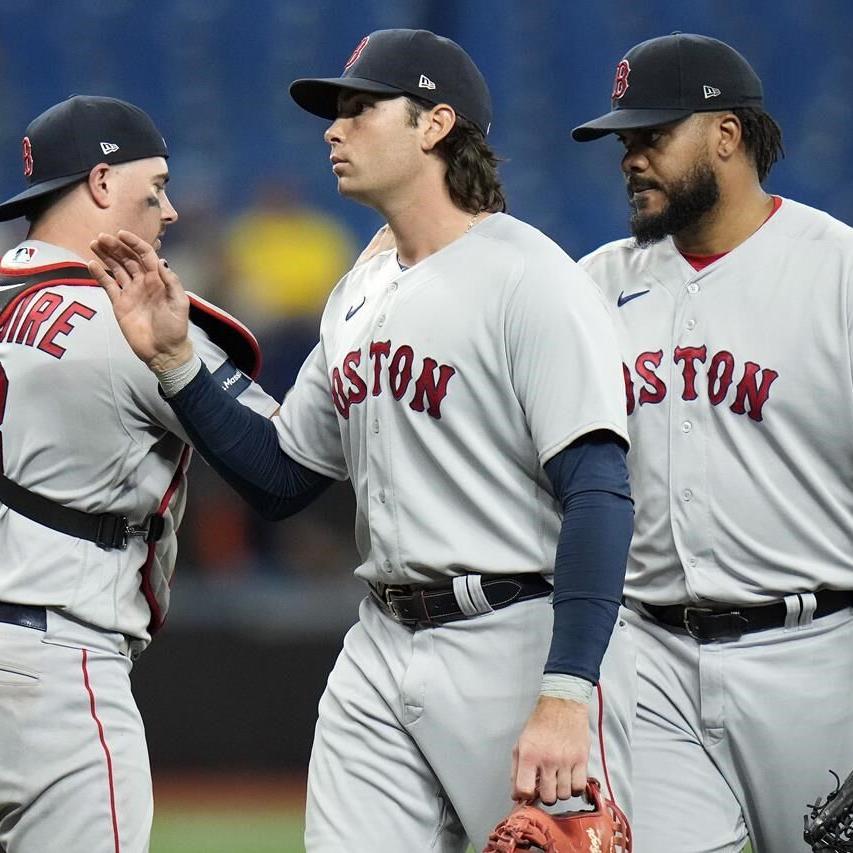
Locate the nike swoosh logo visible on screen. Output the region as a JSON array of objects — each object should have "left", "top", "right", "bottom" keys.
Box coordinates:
[
  {"left": 617, "top": 289, "right": 650, "bottom": 307},
  {"left": 345, "top": 296, "right": 366, "bottom": 321}
]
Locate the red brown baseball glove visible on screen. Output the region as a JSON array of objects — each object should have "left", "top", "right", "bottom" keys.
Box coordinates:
[{"left": 483, "top": 778, "right": 632, "bottom": 852}]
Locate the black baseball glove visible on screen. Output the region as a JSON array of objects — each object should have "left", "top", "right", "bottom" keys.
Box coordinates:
[{"left": 805, "top": 769, "right": 853, "bottom": 852}]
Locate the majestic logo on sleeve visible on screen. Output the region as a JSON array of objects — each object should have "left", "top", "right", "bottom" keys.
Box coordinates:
[
  {"left": 624, "top": 345, "right": 779, "bottom": 422},
  {"left": 611, "top": 60, "right": 631, "bottom": 100},
  {"left": 330, "top": 340, "right": 456, "bottom": 420}
]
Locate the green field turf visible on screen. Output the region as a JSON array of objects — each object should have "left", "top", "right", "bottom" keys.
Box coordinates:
[
  {"left": 151, "top": 809, "right": 305, "bottom": 853},
  {"left": 150, "top": 806, "right": 755, "bottom": 852}
]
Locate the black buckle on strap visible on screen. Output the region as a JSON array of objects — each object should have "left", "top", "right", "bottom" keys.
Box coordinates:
[
  {"left": 95, "top": 514, "right": 130, "bottom": 550},
  {"left": 95, "top": 514, "right": 165, "bottom": 551},
  {"left": 683, "top": 607, "right": 749, "bottom": 642}
]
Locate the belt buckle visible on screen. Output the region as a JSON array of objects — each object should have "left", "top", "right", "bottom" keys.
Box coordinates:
[
  {"left": 382, "top": 585, "right": 408, "bottom": 622},
  {"left": 683, "top": 606, "right": 748, "bottom": 642}
]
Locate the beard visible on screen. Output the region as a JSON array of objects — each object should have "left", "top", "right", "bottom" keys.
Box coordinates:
[{"left": 628, "top": 161, "right": 720, "bottom": 247}]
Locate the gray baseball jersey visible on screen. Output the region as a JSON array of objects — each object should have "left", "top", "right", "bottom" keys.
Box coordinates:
[
  {"left": 581, "top": 198, "right": 853, "bottom": 606},
  {"left": 0, "top": 240, "right": 277, "bottom": 642},
  {"left": 278, "top": 212, "right": 629, "bottom": 584},
  {"left": 580, "top": 198, "right": 853, "bottom": 851},
  {"left": 276, "top": 212, "right": 636, "bottom": 850},
  {"left": 0, "top": 239, "right": 277, "bottom": 853}
]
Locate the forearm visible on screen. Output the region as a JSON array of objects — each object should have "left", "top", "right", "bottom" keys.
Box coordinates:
[
  {"left": 544, "top": 490, "right": 632, "bottom": 682},
  {"left": 161, "top": 357, "right": 332, "bottom": 518},
  {"left": 542, "top": 433, "right": 634, "bottom": 691}
]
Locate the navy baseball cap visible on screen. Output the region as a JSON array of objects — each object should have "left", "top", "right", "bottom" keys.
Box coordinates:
[
  {"left": 0, "top": 95, "right": 168, "bottom": 221},
  {"left": 572, "top": 33, "right": 764, "bottom": 142},
  {"left": 290, "top": 29, "right": 492, "bottom": 136}
]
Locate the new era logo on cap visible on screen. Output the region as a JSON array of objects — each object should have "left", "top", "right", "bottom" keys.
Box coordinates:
[
  {"left": 703, "top": 85, "right": 721, "bottom": 98},
  {"left": 418, "top": 74, "right": 436, "bottom": 90},
  {"left": 100, "top": 141, "right": 120, "bottom": 155}
]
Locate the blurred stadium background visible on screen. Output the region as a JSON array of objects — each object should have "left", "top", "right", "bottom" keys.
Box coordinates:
[{"left": 0, "top": 1, "right": 847, "bottom": 850}]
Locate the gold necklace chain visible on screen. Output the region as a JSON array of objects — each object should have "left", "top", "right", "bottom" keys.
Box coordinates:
[{"left": 466, "top": 211, "right": 481, "bottom": 233}]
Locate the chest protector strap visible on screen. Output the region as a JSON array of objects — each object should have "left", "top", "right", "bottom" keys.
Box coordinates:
[{"left": 0, "top": 263, "right": 261, "bottom": 550}]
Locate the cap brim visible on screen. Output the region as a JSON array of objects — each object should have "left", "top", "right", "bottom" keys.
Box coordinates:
[
  {"left": 0, "top": 171, "right": 89, "bottom": 221},
  {"left": 289, "top": 77, "right": 406, "bottom": 121},
  {"left": 571, "top": 108, "right": 693, "bottom": 141}
]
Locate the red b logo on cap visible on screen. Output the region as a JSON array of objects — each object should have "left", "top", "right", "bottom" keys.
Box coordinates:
[
  {"left": 345, "top": 36, "right": 369, "bottom": 71},
  {"left": 22, "top": 136, "right": 33, "bottom": 178},
  {"left": 611, "top": 60, "right": 630, "bottom": 100}
]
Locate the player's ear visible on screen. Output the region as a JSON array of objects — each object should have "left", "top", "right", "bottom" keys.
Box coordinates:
[
  {"left": 421, "top": 104, "right": 456, "bottom": 152},
  {"left": 87, "top": 163, "right": 113, "bottom": 210},
  {"left": 715, "top": 113, "right": 742, "bottom": 162}
]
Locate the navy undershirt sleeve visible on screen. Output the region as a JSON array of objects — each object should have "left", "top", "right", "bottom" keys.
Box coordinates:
[
  {"left": 542, "top": 430, "right": 633, "bottom": 683},
  {"left": 166, "top": 364, "right": 334, "bottom": 519}
]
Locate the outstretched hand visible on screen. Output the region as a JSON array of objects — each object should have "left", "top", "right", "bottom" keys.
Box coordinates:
[{"left": 88, "top": 230, "right": 194, "bottom": 373}]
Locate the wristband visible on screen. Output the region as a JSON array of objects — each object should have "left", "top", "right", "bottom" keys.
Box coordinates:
[
  {"left": 540, "top": 672, "right": 594, "bottom": 704},
  {"left": 156, "top": 353, "right": 202, "bottom": 397}
]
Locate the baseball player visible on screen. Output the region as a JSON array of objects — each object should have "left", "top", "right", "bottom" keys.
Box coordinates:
[
  {"left": 572, "top": 33, "right": 853, "bottom": 852},
  {"left": 0, "top": 95, "right": 278, "bottom": 853},
  {"left": 91, "top": 29, "right": 637, "bottom": 852}
]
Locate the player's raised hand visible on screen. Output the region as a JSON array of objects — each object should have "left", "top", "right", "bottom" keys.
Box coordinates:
[
  {"left": 89, "top": 230, "right": 194, "bottom": 373},
  {"left": 512, "top": 695, "right": 590, "bottom": 805}
]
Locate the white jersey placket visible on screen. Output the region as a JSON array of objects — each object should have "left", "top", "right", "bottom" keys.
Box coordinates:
[
  {"left": 364, "top": 274, "right": 402, "bottom": 579},
  {"left": 669, "top": 265, "right": 714, "bottom": 599}
]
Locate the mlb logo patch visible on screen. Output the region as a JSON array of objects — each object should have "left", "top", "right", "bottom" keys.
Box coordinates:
[{"left": 13, "top": 246, "right": 37, "bottom": 263}]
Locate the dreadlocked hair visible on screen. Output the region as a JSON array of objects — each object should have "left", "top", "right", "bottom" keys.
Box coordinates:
[
  {"left": 731, "top": 107, "right": 784, "bottom": 183},
  {"left": 405, "top": 96, "right": 506, "bottom": 215}
]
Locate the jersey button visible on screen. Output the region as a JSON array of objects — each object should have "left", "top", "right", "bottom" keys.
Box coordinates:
[
  {"left": 389, "top": 282, "right": 398, "bottom": 292},
  {"left": 687, "top": 282, "right": 699, "bottom": 294},
  {"left": 379, "top": 489, "right": 386, "bottom": 503},
  {"left": 377, "top": 314, "right": 386, "bottom": 326},
  {"left": 686, "top": 319, "right": 696, "bottom": 330},
  {"left": 372, "top": 419, "right": 380, "bottom": 434},
  {"left": 681, "top": 420, "right": 692, "bottom": 434},
  {"left": 383, "top": 559, "right": 393, "bottom": 573},
  {"left": 687, "top": 557, "right": 697, "bottom": 568},
  {"left": 682, "top": 488, "right": 693, "bottom": 501}
]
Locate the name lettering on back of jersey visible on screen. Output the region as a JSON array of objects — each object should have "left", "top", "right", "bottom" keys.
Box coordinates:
[
  {"left": 624, "top": 345, "right": 779, "bottom": 422},
  {"left": 212, "top": 360, "right": 250, "bottom": 398},
  {"left": 330, "top": 340, "right": 456, "bottom": 420},
  {"left": 617, "top": 289, "right": 650, "bottom": 307},
  {"left": 0, "top": 290, "right": 96, "bottom": 359}
]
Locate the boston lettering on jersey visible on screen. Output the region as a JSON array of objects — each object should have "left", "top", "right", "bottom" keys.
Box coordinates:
[
  {"left": 0, "top": 289, "right": 95, "bottom": 358},
  {"left": 330, "top": 340, "right": 456, "bottom": 420},
  {"left": 624, "top": 344, "right": 779, "bottom": 422}
]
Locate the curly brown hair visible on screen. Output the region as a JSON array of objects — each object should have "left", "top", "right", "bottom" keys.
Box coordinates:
[
  {"left": 731, "top": 107, "right": 784, "bottom": 183},
  {"left": 405, "top": 96, "right": 506, "bottom": 214}
]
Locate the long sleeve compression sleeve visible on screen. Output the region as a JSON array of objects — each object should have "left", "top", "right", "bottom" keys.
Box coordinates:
[{"left": 542, "top": 431, "right": 633, "bottom": 684}]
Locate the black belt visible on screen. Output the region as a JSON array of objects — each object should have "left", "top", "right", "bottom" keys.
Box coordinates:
[
  {"left": 371, "top": 573, "right": 552, "bottom": 629},
  {"left": 0, "top": 602, "right": 46, "bottom": 631},
  {"left": 642, "top": 589, "right": 853, "bottom": 642}
]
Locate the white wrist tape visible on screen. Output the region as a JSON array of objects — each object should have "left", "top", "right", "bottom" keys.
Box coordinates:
[
  {"left": 540, "top": 673, "right": 594, "bottom": 704},
  {"left": 156, "top": 354, "right": 202, "bottom": 398}
]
